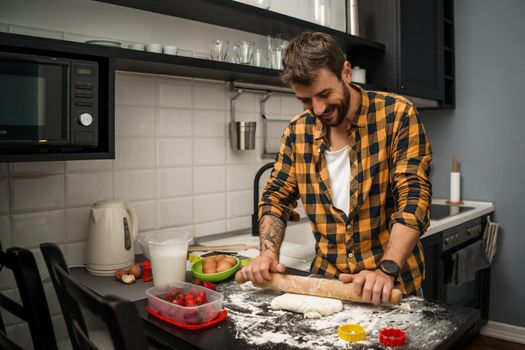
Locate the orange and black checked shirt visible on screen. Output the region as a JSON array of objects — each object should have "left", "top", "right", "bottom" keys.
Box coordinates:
[{"left": 259, "top": 84, "right": 432, "bottom": 295}]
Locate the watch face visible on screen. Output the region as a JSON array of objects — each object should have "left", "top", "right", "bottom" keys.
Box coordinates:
[{"left": 381, "top": 260, "right": 399, "bottom": 275}]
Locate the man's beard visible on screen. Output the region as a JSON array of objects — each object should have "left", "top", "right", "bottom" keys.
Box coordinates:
[{"left": 317, "top": 81, "right": 351, "bottom": 127}]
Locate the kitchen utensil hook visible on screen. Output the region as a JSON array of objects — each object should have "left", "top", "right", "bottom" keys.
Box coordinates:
[{"left": 230, "top": 88, "right": 243, "bottom": 122}]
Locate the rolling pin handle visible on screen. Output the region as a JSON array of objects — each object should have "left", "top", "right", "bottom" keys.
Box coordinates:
[
  {"left": 389, "top": 288, "right": 402, "bottom": 305},
  {"left": 235, "top": 270, "right": 247, "bottom": 284}
]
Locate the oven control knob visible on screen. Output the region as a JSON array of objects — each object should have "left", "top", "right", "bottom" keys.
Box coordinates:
[
  {"left": 467, "top": 228, "right": 473, "bottom": 235},
  {"left": 78, "top": 113, "right": 93, "bottom": 126},
  {"left": 444, "top": 237, "right": 450, "bottom": 245}
]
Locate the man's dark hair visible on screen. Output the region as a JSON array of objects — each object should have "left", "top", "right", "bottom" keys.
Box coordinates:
[{"left": 281, "top": 32, "right": 346, "bottom": 87}]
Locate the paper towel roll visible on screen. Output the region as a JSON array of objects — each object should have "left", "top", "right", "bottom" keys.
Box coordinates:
[{"left": 450, "top": 172, "right": 461, "bottom": 203}]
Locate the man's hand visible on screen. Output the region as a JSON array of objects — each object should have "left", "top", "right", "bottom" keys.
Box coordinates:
[
  {"left": 339, "top": 270, "right": 395, "bottom": 305},
  {"left": 238, "top": 253, "right": 286, "bottom": 284}
]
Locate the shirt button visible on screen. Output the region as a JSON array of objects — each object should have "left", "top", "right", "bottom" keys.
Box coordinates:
[
  {"left": 346, "top": 224, "right": 351, "bottom": 230},
  {"left": 348, "top": 252, "right": 353, "bottom": 258}
]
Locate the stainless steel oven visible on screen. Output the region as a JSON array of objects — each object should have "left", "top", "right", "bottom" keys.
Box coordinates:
[
  {"left": 0, "top": 51, "right": 99, "bottom": 151},
  {"left": 422, "top": 213, "right": 491, "bottom": 323}
]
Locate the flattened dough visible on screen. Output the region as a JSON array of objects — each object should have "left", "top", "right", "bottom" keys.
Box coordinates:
[{"left": 270, "top": 293, "right": 343, "bottom": 318}]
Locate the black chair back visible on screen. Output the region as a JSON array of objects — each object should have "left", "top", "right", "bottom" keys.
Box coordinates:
[
  {"left": 40, "top": 242, "right": 148, "bottom": 350},
  {"left": 0, "top": 242, "right": 58, "bottom": 350}
]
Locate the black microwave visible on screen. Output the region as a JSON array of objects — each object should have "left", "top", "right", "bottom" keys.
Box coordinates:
[{"left": 0, "top": 52, "right": 100, "bottom": 150}]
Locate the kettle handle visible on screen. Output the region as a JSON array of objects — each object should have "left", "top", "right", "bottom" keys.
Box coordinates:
[{"left": 125, "top": 202, "right": 139, "bottom": 242}]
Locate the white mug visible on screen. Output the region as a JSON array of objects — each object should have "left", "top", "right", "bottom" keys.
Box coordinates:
[
  {"left": 146, "top": 43, "right": 163, "bottom": 53},
  {"left": 163, "top": 45, "right": 178, "bottom": 55}
]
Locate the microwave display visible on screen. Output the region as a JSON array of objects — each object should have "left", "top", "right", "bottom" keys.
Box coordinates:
[{"left": 0, "top": 53, "right": 98, "bottom": 148}]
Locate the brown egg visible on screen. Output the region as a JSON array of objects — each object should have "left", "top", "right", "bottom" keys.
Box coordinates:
[
  {"left": 203, "top": 256, "right": 216, "bottom": 264},
  {"left": 215, "top": 254, "right": 226, "bottom": 263},
  {"left": 216, "top": 261, "right": 233, "bottom": 273},
  {"left": 114, "top": 268, "right": 127, "bottom": 281},
  {"left": 203, "top": 265, "right": 217, "bottom": 274},
  {"left": 128, "top": 264, "right": 142, "bottom": 279},
  {"left": 224, "top": 256, "right": 237, "bottom": 266},
  {"left": 203, "top": 260, "right": 217, "bottom": 268}
]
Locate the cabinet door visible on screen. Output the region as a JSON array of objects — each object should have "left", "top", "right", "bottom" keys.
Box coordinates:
[{"left": 399, "top": 0, "right": 444, "bottom": 100}]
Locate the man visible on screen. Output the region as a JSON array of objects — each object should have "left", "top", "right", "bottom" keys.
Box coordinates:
[{"left": 239, "top": 32, "right": 432, "bottom": 305}]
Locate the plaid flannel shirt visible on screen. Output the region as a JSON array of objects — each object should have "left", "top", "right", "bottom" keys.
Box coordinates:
[{"left": 259, "top": 84, "right": 432, "bottom": 295}]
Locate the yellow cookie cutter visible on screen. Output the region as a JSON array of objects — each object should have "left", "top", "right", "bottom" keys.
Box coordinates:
[{"left": 337, "top": 324, "right": 366, "bottom": 342}]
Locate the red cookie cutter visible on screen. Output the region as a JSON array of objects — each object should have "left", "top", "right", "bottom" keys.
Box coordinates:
[{"left": 379, "top": 328, "right": 407, "bottom": 347}]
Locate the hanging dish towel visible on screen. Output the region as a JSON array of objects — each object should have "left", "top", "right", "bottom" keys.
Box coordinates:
[{"left": 451, "top": 240, "right": 490, "bottom": 286}]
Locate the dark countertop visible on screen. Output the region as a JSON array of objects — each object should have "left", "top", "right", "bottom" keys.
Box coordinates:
[{"left": 71, "top": 267, "right": 481, "bottom": 350}]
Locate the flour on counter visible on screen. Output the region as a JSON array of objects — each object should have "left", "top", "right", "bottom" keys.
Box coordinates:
[{"left": 219, "top": 282, "right": 463, "bottom": 350}]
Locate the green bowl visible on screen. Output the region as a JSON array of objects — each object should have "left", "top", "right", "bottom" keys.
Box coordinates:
[{"left": 191, "top": 256, "right": 241, "bottom": 283}]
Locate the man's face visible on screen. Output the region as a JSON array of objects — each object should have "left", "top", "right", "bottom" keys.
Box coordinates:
[{"left": 292, "top": 68, "right": 351, "bottom": 127}]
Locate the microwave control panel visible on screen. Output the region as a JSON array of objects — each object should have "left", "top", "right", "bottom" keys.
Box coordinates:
[{"left": 70, "top": 60, "right": 98, "bottom": 146}]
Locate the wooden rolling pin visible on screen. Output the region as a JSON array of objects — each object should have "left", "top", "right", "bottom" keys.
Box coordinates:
[{"left": 235, "top": 271, "right": 402, "bottom": 305}]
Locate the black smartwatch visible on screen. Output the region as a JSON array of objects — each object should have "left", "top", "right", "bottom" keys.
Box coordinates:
[{"left": 377, "top": 260, "right": 400, "bottom": 280}]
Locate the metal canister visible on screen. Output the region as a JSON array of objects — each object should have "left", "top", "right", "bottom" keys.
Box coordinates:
[
  {"left": 229, "top": 121, "right": 256, "bottom": 150},
  {"left": 346, "top": 0, "right": 359, "bottom": 36}
]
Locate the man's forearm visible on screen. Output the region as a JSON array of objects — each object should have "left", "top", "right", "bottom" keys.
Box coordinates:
[
  {"left": 382, "top": 223, "right": 420, "bottom": 268},
  {"left": 259, "top": 215, "right": 285, "bottom": 259}
]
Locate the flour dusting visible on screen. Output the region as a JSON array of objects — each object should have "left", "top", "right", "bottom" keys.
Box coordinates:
[{"left": 219, "top": 281, "right": 472, "bottom": 349}]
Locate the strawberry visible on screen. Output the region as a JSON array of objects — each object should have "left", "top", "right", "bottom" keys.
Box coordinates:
[
  {"left": 192, "top": 278, "right": 202, "bottom": 285},
  {"left": 202, "top": 282, "right": 216, "bottom": 290}
]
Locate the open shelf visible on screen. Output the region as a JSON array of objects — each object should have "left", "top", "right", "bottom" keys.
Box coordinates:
[{"left": 94, "top": 0, "right": 385, "bottom": 53}]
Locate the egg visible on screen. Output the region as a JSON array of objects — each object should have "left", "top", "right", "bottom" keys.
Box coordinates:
[
  {"left": 216, "top": 261, "right": 233, "bottom": 272},
  {"left": 203, "top": 256, "right": 216, "bottom": 264},
  {"left": 224, "top": 256, "right": 237, "bottom": 266},
  {"left": 114, "top": 268, "right": 127, "bottom": 281},
  {"left": 128, "top": 264, "right": 142, "bottom": 279},
  {"left": 215, "top": 254, "right": 226, "bottom": 263},
  {"left": 203, "top": 265, "right": 217, "bottom": 274}
]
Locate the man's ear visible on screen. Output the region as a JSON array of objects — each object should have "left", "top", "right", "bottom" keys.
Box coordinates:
[{"left": 342, "top": 61, "right": 353, "bottom": 84}]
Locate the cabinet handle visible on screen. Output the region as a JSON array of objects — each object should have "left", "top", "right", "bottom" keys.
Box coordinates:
[{"left": 400, "top": 84, "right": 407, "bottom": 90}]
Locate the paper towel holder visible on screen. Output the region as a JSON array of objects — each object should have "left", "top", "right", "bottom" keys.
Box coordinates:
[{"left": 446, "top": 156, "right": 464, "bottom": 206}]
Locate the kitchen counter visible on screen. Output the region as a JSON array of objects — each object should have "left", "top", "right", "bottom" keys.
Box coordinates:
[{"left": 71, "top": 267, "right": 481, "bottom": 349}]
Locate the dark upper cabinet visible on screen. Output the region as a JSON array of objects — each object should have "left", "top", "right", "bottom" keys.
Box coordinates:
[{"left": 357, "top": 0, "right": 454, "bottom": 106}]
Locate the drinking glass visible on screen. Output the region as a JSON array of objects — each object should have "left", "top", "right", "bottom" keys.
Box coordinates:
[
  {"left": 234, "top": 40, "right": 255, "bottom": 64},
  {"left": 209, "top": 39, "right": 229, "bottom": 61}
]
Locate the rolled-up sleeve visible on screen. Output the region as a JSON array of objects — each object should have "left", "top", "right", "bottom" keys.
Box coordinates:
[
  {"left": 258, "top": 125, "right": 300, "bottom": 224},
  {"left": 389, "top": 104, "right": 432, "bottom": 235}
]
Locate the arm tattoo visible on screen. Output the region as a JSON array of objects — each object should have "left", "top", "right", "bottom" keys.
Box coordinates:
[{"left": 259, "top": 215, "right": 285, "bottom": 257}]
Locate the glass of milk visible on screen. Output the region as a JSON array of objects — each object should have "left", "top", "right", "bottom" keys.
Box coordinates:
[{"left": 148, "top": 232, "right": 192, "bottom": 286}]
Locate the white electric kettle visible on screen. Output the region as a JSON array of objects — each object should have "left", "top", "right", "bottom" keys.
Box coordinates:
[{"left": 86, "top": 200, "right": 139, "bottom": 276}]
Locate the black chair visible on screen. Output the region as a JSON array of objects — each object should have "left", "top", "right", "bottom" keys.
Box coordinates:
[
  {"left": 0, "top": 242, "right": 58, "bottom": 350},
  {"left": 40, "top": 242, "right": 148, "bottom": 350}
]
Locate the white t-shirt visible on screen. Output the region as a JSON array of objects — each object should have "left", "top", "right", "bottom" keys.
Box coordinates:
[{"left": 324, "top": 145, "right": 351, "bottom": 216}]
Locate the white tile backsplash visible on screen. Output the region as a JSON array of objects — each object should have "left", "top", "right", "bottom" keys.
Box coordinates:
[
  {"left": 115, "top": 138, "right": 156, "bottom": 169},
  {"left": 0, "top": 178, "right": 9, "bottom": 214},
  {"left": 11, "top": 210, "right": 66, "bottom": 248},
  {"left": 227, "top": 164, "right": 255, "bottom": 191},
  {"left": 281, "top": 95, "right": 304, "bottom": 115},
  {"left": 157, "top": 197, "right": 193, "bottom": 227},
  {"left": 66, "top": 160, "right": 113, "bottom": 173},
  {"left": 10, "top": 161, "right": 64, "bottom": 176},
  {"left": 193, "top": 138, "right": 225, "bottom": 165},
  {"left": 157, "top": 108, "right": 192, "bottom": 137},
  {"left": 157, "top": 77, "right": 193, "bottom": 108},
  {"left": 116, "top": 105, "right": 155, "bottom": 137},
  {"left": 194, "top": 166, "right": 226, "bottom": 194},
  {"left": 157, "top": 138, "right": 192, "bottom": 166},
  {"left": 194, "top": 220, "right": 227, "bottom": 238},
  {"left": 193, "top": 109, "right": 226, "bottom": 137},
  {"left": 66, "top": 172, "right": 113, "bottom": 207},
  {"left": 228, "top": 190, "right": 253, "bottom": 218},
  {"left": 193, "top": 82, "right": 226, "bottom": 110},
  {"left": 0, "top": 75, "right": 294, "bottom": 267},
  {"left": 131, "top": 200, "right": 156, "bottom": 231},
  {"left": 194, "top": 193, "right": 226, "bottom": 223},
  {"left": 66, "top": 207, "right": 91, "bottom": 242},
  {"left": 116, "top": 73, "right": 155, "bottom": 106},
  {"left": 114, "top": 169, "right": 156, "bottom": 201},
  {"left": 0, "top": 215, "right": 11, "bottom": 248},
  {"left": 157, "top": 168, "right": 193, "bottom": 198},
  {"left": 11, "top": 175, "right": 65, "bottom": 213}
]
